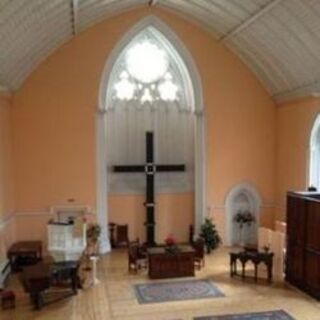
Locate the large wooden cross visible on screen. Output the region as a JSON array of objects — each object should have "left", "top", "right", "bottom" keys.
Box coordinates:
[{"left": 113, "top": 131, "right": 185, "bottom": 246}]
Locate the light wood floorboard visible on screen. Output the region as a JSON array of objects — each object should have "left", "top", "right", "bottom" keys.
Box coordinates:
[{"left": 1, "top": 248, "right": 319, "bottom": 320}]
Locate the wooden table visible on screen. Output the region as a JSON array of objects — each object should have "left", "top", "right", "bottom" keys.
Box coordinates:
[
  {"left": 148, "top": 246, "right": 195, "bottom": 279},
  {"left": 7, "top": 241, "right": 42, "bottom": 271},
  {"left": 229, "top": 250, "right": 274, "bottom": 283}
]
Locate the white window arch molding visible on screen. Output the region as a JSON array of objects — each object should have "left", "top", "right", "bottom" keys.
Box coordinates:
[
  {"left": 98, "top": 16, "right": 203, "bottom": 115},
  {"left": 96, "top": 16, "right": 206, "bottom": 253},
  {"left": 105, "top": 26, "right": 195, "bottom": 110},
  {"left": 309, "top": 114, "right": 320, "bottom": 190}
]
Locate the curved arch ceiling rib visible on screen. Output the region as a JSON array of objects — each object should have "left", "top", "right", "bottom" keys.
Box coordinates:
[{"left": 1, "top": 0, "right": 320, "bottom": 102}]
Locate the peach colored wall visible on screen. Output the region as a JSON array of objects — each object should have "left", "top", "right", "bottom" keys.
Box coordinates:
[
  {"left": 276, "top": 97, "right": 320, "bottom": 221},
  {"left": 109, "top": 193, "right": 194, "bottom": 243},
  {"left": 15, "top": 214, "right": 50, "bottom": 248},
  {"left": 0, "top": 93, "right": 16, "bottom": 250},
  {"left": 12, "top": 7, "right": 276, "bottom": 244}
]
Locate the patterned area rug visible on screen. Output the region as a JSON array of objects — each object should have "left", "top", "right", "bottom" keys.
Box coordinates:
[
  {"left": 194, "top": 310, "right": 295, "bottom": 320},
  {"left": 134, "top": 279, "right": 224, "bottom": 304}
]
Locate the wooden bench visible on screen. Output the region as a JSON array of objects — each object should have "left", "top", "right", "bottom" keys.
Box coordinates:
[{"left": 22, "top": 261, "right": 80, "bottom": 310}]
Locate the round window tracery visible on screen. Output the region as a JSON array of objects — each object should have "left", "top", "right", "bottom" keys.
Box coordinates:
[
  {"left": 126, "top": 41, "right": 168, "bottom": 83},
  {"left": 112, "top": 36, "right": 181, "bottom": 104}
]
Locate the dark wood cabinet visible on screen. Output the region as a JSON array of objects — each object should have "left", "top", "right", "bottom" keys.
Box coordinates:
[{"left": 286, "top": 192, "right": 320, "bottom": 299}]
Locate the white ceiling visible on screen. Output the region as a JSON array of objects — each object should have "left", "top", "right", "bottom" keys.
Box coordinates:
[{"left": 1, "top": 0, "right": 320, "bottom": 102}]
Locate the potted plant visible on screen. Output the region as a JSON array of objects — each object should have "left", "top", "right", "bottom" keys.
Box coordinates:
[
  {"left": 200, "top": 218, "right": 221, "bottom": 254},
  {"left": 86, "top": 223, "right": 101, "bottom": 256}
]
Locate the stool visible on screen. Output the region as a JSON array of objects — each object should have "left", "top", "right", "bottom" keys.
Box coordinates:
[{"left": 1, "top": 290, "right": 15, "bottom": 310}]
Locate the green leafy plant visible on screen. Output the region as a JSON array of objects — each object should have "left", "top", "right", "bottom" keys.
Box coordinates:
[
  {"left": 86, "top": 223, "right": 101, "bottom": 243},
  {"left": 200, "top": 217, "right": 221, "bottom": 253}
]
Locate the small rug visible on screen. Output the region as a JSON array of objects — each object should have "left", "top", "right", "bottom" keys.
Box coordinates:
[
  {"left": 134, "top": 279, "right": 224, "bottom": 304},
  {"left": 194, "top": 310, "right": 295, "bottom": 320}
]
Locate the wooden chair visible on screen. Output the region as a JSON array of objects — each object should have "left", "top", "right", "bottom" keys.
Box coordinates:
[
  {"left": 108, "top": 223, "right": 129, "bottom": 248},
  {"left": 108, "top": 223, "right": 116, "bottom": 248},
  {"left": 128, "top": 241, "right": 147, "bottom": 274},
  {"left": 193, "top": 238, "right": 205, "bottom": 270},
  {"left": 189, "top": 225, "right": 194, "bottom": 245},
  {"left": 116, "top": 224, "right": 129, "bottom": 247}
]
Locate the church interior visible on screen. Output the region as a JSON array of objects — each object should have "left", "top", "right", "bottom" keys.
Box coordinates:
[{"left": 0, "top": 0, "right": 320, "bottom": 319}]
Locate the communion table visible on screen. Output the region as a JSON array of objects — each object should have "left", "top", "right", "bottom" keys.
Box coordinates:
[{"left": 147, "top": 246, "right": 195, "bottom": 279}]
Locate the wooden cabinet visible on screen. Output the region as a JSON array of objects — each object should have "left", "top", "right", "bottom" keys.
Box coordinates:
[
  {"left": 286, "top": 192, "right": 320, "bottom": 299},
  {"left": 147, "top": 246, "right": 195, "bottom": 279}
]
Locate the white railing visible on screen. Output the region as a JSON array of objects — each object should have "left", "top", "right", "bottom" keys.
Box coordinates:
[{"left": 258, "top": 225, "right": 286, "bottom": 281}]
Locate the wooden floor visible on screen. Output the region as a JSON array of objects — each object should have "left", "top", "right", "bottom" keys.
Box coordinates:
[{"left": 1, "top": 247, "right": 320, "bottom": 320}]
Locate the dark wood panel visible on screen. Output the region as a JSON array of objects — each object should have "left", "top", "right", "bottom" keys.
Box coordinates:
[
  {"left": 305, "top": 251, "right": 320, "bottom": 293},
  {"left": 286, "top": 192, "right": 320, "bottom": 300},
  {"left": 287, "top": 195, "right": 306, "bottom": 245},
  {"left": 286, "top": 244, "right": 304, "bottom": 282},
  {"left": 306, "top": 202, "right": 320, "bottom": 251}
]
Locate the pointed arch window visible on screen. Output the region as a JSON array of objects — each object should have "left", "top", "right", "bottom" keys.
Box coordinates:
[
  {"left": 309, "top": 115, "right": 320, "bottom": 190},
  {"left": 106, "top": 26, "right": 194, "bottom": 111},
  {"left": 105, "top": 26, "right": 195, "bottom": 194}
]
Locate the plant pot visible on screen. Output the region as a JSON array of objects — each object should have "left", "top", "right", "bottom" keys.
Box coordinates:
[
  {"left": 87, "top": 240, "right": 98, "bottom": 256},
  {"left": 165, "top": 245, "right": 179, "bottom": 254}
]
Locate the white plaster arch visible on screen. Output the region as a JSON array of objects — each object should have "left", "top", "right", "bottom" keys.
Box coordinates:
[
  {"left": 98, "top": 15, "right": 204, "bottom": 113},
  {"left": 96, "top": 15, "right": 206, "bottom": 252},
  {"left": 225, "top": 183, "right": 262, "bottom": 246},
  {"left": 308, "top": 113, "right": 320, "bottom": 189}
]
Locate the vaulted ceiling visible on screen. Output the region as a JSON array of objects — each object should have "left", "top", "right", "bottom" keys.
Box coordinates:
[{"left": 1, "top": 0, "right": 320, "bottom": 103}]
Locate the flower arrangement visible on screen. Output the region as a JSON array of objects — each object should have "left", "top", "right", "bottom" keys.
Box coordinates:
[
  {"left": 164, "top": 234, "right": 176, "bottom": 247},
  {"left": 234, "top": 210, "right": 255, "bottom": 228},
  {"left": 164, "top": 235, "right": 179, "bottom": 253}
]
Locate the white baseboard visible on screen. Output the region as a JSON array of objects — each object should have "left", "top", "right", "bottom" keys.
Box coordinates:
[{"left": 0, "top": 213, "right": 14, "bottom": 232}]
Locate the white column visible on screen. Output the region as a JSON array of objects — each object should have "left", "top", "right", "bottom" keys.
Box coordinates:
[
  {"left": 194, "top": 110, "right": 206, "bottom": 236},
  {"left": 96, "top": 109, "right": 111, "bottom": 253}
]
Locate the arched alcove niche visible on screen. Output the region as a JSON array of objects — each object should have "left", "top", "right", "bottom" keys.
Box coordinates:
[
  {"left": 96, "top": 16, "right": 205, "bottom": 252},
  {"left": 225, "top": 183, "right": 261, "bottom": 246}
]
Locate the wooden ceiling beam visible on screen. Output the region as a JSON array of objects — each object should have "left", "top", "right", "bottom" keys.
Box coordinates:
[
  {"left": 71, "top": 0, "right": 79, "bottom": 36},
  {"left": 149, "top": 0, "right": 159, "bottom": 7},
  {"left": 221, "top": 0, "right": 283, "bottom": 42},
  {"left": 274, "top": 80, "right": 320, "bottom": 104}
]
